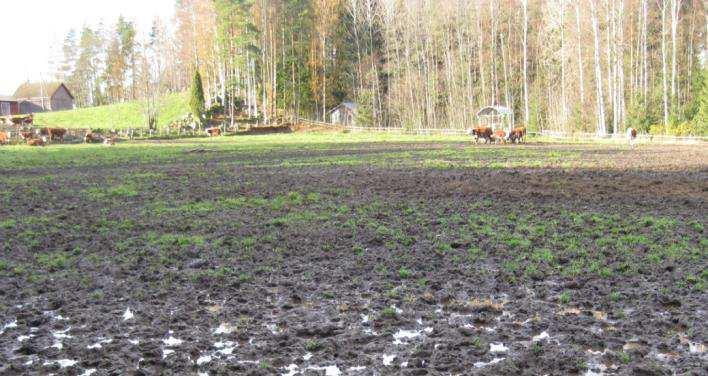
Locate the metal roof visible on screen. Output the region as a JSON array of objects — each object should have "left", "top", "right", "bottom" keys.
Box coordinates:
[
  {"left": 0, "top": 95, "right": 16, "bottom": 102},
  {"left": 328, "top": 101, "right": 358, "bottom": 114},
  {"left": 476, "top": 106, "right": 513, "bottom": 117}
]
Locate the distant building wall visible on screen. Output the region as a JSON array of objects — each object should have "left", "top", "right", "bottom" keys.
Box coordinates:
[
  {"left": 19, "top": 99, "right": 47, "bottom": 114},
  {"left": 0, "top": 101, "right": 19, "bottom": 116},
  {"left": 50, "top": 85, "right": 74, "bottom": 111}
]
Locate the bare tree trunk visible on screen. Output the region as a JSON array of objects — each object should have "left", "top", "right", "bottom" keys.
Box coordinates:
[
  {"left": 522, "top": 0, "right": 529, "bottom": 124},
  {"left": 670, "top": 0, "right": 680, "bottom": 107},
  {"left": 642, "top": 0, "right": 648, "bottom": 101},
  {"left": 575, "top": 3, "right": 585, "bottom": 104},
  {"left": 591, "top": 0, "right": 607, "bottom": 135},
  {"left": 661, "top": 0, "right": 669, "bottom": 128}
]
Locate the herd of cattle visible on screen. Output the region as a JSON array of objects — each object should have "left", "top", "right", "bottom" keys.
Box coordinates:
[
  {"left": 0, "top": 114, "right": 119, "bottom": 146},
  {"left": 469, "top": 126, "right": 527, "bottom": 144}
]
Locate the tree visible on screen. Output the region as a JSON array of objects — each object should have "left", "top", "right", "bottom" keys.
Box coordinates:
[
  {"left": 693, "top": 69, "right": 707, "bottom": 135},
  {"left": 189, "top": 69, "right": 206, "bottom": 127}
]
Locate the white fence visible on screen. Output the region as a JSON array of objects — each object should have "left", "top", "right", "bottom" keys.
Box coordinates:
[{"left": 297, "top": 117, "right": 708, "bottom": 144}]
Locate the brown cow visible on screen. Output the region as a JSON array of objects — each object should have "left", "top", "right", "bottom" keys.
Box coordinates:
[
  {"left": 11, "top": 114, "right": 33, "bottom": 126},
  {"left": 19, "top": 131, "right": 33, "bottom": 141},
  {"left": 0, "top": 131, "right": 8, "bottom": 145},
  {"left": 492, "top": 130, "right": 507, "bottom": 144},
  {"left": 27, "top": 138, "right": 45, "bottom": 147},
  {"left": 39, "top": 127, "right": 67, "bottom": 143},
  {"left": 627, "top": 127, "right": 638, "bottom": 148},
  {"left": 508, "top": 126, "right": 527, "bottom": 143},
  {"left": 470, "top": 126, "right": 493, "bottom": 144},
  {"left": 84, "top": 133, "right": 103, "bottom": 143},
  {"left": 206, "top": 127, "right": 222, "bottom": 137}
]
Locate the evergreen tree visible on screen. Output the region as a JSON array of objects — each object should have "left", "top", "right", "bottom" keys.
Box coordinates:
[
  {"left": 694, "top": 69, "right": 708, "bottom": 136},
  {"left": 189, "top": 69, "right": 206, "bottom": 127}
]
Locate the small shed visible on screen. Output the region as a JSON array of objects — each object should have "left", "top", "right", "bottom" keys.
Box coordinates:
[
  {"left": 13, "top": 82, "right": 75, "bottom": 113},
  {"left": 0, "top": 96, "right": 19, "bottom": 116},
  {"left": 329, "top": 102, "right": 358, "bottom": 126},
  {"left": 476, "top": 106, "right": 514, "bottom": 133}
]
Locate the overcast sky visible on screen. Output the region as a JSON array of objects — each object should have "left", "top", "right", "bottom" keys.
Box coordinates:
[{"left": 0, "top": 0, "right": 174, "bottom": 95}]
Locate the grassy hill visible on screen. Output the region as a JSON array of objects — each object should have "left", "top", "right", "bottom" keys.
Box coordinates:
[{"left": 34, "top": 92, "right": 188, "bottom": 130}]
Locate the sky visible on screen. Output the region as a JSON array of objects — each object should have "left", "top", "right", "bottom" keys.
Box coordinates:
[{"left": 0, "top": 0, "right": 175, "bottom": 95}]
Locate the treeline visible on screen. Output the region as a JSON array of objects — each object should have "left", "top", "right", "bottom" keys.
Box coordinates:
[{"left": 57, "top": 0, "right": 707, "bottom": 135}]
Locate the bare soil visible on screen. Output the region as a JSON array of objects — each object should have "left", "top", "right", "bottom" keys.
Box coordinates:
[{"left": 0, "top": 140, "right": 706, "bottom": 375}]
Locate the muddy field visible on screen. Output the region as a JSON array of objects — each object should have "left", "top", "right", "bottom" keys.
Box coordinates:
[{"left": 0, "top": 134, "right": 706, "bottom": 375}]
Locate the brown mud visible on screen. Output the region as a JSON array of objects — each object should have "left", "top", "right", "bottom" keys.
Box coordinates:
[{"left": 0, "top": 141, "right": 706, "bottom": 375}]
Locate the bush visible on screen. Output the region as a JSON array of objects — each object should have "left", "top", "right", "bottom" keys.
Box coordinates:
[{"left": 189, "top": 69, "right": 206, "bottom": 128}]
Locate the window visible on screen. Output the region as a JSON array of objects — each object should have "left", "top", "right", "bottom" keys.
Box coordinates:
[{"left": 0, "top": 102, "right": 10, "bottom": 116}]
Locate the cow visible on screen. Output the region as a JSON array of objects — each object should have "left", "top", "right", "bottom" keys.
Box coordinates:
[
  {"left": 0, "top": 131, "right": 7, "bottom": 145},
  {"left": 27, "top": 138, "right": 45, "bottom": 147},
  {"left": 19, "top": 131, "right": 33, "bottom": 141},
  {"left": 508, "top": 126, "right": 527, "bottom": 143},
  {"left": 39, "top": 127, "right": 67, "bottom": 143},
  {"left": 492, "top": 130, "right": 507, "bottom": 144},
  {"left": 469, "top": 126, "right": 493, "bottom": 144},
  {"left": 84, "top": 133, "right": 103, "bottom": 144},
  {"left": 627, "top": 127, "right": 638, "bottom": 148},
  {"left": 11, "top": 114, "right": 33, "bottom": 126},
  {"left": 205, "top": 127, "right": 222, "bottom": 137},
  {"left": 103, "top": 137, "right": 116, "bottom": 146}
]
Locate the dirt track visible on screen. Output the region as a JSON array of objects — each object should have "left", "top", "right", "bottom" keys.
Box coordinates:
[{"left": 0, "top": 140, "right": 706, "bottom": 375}]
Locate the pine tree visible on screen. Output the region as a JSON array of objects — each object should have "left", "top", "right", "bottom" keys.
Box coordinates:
[{"left": 189, "top": 69, "right": 206, "bottom": 128}]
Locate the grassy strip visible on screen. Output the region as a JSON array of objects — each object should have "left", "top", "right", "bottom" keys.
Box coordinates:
[{"left": 34, "top": 92, "right": 188, "bottom": 130}]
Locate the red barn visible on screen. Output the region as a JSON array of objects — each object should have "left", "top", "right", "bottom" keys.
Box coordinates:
[{"left": 0, "top": 96, "right": 19, "bottom": 116}]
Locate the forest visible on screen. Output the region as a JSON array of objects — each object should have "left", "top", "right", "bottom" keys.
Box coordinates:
[{"left": 56, "top": 0, "right": 707, "bottom": 135}]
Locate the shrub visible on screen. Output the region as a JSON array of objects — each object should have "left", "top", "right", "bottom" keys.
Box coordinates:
[{"left": 189, "top": 69, "right": 206, "bottom": 128}]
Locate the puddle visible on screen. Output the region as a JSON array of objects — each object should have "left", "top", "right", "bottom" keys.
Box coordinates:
[
  {"left": 17, "top": 335, "right": 32, "bottom": 342},
  {"left": 214, "top": 323, "right": 235, "bottom": 335},
  {"left": 162, "top": 349, "right": 175, "bottom": 359},
  {"left": 360, "top": 314, "right": 370, "bottom": 324},
  {"left": 265, "top": 323, "right": 281, "bottom": 335},
  {"left": 688, "top": 342, "right": 705, "bottom": 354},
  {"left": 282, "top": 363, "right": 299, "bottom": 376},
  {"left": 196, "top": 355, "right": 212, "bottom": 366},
  {"left": 163, "top": 334, "right": 183, "bottom": 346},
  {"left": 123, "top": 308, "right": 134, "bottom": 321},
  {"left": 473, "top": 357, "right": 504, "bottom": 368},
  {"left": 392, "top": 329, "right": 422, "bottom": 345},
  {"left": 490, "top": 343, "right": 509, "bottom": 353},
  {"left": 44, "top": 359, "right": 78, "bottom": 368},
  {"left": 308, "top": 365, "right": 342, "bottom": 376},
  {"left": 214, "top": 340, "right": 235, "bottom": 355},
  {"left": 383, "top": 354, "right": 396, "bottom": 366},
  {"left": 79, "top": 369, "right": 97, "bottom": 376},
  {"left": 53, "top": 327, "right": 73, "bottom": 340},
  {"left": 128, "top": 339, "right": 140, "bottom": 345},
  {"left": 44, "top": 311, "right": 69, "bottom": 321},
  {"left": 87, "top": 338, "right": 112, "bottom": 350},
  {"left": 281, "top": 364, "right": 342, "bottom": 376},
  {"left": 303, "top": 352, "right": 313, "bottom": 361},
  {"left": 1, "top": 320, "right": 18, "bottom": 334},
  {"left": 391, "top": 305, "right": 403, "bottom": 315},
  {"left": 532, "top": 331, "right": 550, "bottom": 342},
  {"left": 348, "top": 366, "right": 366, "bottom": 371}
]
